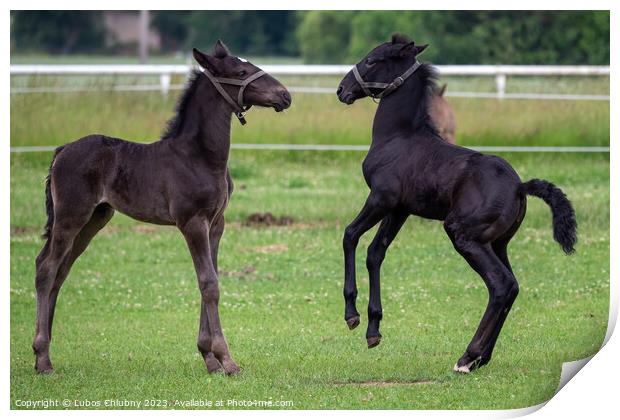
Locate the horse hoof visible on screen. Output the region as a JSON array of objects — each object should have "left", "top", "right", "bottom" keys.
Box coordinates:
[
  {"left": 453, "top": 358, "right": 479, "bottom": 374},
  {"left": 35, "top": 360, "right": 54, "bottom": 375},
  {"left": 222, "top": 360, "right": 241, "bottom": 376},
  {"left": 35, "top": 366, "right": 54, "bottom": 375},
  {"left": 346, "top": 316, "right": 360, "bottom": 330},
  {"left": 453, "top": 362, "right": 471, "bottom": 373},
  {"left": 367, "top": 336, "right": 381, "bottom": 348},
  {"left": 205, "top": 357, "right": 223, "bottom": 374}
]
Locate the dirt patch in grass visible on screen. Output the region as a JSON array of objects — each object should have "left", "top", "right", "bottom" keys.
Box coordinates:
[
  {"left": 133, "top": 225, "right": 159, "bottom": 234},
  {"left": 332, "top": 379, "right": 437, "bottom": 387},
  {"left": 220, "top": 265, "right": 257, "bottom": 279},
  {"left": 244, "top": 212, "right": 294, "bottom": 227},
  {"left": 250, "top": 244, "right": 289, "bottom": 254},
  {"left": 10, "top": 226, "right": 39, "bottom": 236}
]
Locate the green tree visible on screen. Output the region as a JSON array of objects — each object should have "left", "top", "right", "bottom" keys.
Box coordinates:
[
  {"left": 11, "top": 11, "right": 105, "bottom": 54},
  {"left": 296, "top": 10, "right": 609, "bottom": 65},
  {"left": 151, "top": 11, "right": 191, "bottom": 53},
  {"left": 295, "top": 11, "right": 355, "bottom": 63},
  {"left": 186, "top": 11, "right": 296, "bottom": 56}
]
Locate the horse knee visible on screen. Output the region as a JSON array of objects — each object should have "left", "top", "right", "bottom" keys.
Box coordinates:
[
  {"left": 198, "top": 277, "right": 220, "bottom": 303},
  {"left": 489, "top": 276, "right": 519, "bottom": 305},
  {"left": 343, "top": 226, "right": 359, "bottom": 251},
  {"left": 34, "top": 261, "right": 55, "bottom": 293},
  {"left": 505, "top": 280, "right": 519, "bottom": 301},
  {"left": 366, "top": 244, "right": 386, "bottom": 271}
]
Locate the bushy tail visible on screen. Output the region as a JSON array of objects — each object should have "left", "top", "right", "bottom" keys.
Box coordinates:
[
  {"left": 519, "top": 179, "right": 577, "bottom": 254},
  {"left": 42, "top": 146, "right": 65, "bottom": 240}
]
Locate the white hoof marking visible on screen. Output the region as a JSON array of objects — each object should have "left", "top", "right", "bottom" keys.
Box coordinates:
[{"left": 453, "top": 359, "right": 478, "bottom": 373}]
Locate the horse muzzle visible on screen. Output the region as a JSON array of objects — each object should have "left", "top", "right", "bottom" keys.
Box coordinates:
[
  {"left": 270, "top": 89, "right": 292, "bottom": 112},
  {"left": 337, "top": 84, "right": 356, "bottom": 105}
]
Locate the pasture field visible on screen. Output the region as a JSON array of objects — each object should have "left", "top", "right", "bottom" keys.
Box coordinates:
[
  {"left": 10, "top": 74, "right": 610, "bottom": 149},
  {"left": 10, "top": 151, "right": 609, "bottom": 410},
  {"left": 10, "top": 73, "right": 609, "bottom": 409}
]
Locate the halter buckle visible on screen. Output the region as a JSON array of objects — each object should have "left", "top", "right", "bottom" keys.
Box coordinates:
[
  {"left": 393, "top": 77, "right": 404, "bottom": 87},
  {"left": 235, "top": 111, "right": 247, "bottom": 125}
]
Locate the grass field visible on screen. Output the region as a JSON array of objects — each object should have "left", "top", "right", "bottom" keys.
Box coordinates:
[
  {"left": 10, "top": 77, "right": 610, "bottom": 149},
  {"left": 10, "top": 73, "right": 609, "bottom": 409}
]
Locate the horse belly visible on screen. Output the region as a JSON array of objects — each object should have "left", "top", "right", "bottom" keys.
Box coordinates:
[
  {"left": 403, "top": 193, "right": 450, "bottom": 221},
  {"left": 107, "top": 194, "right": 175, "bottom": 225}
]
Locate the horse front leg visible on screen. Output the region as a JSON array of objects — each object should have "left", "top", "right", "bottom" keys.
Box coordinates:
[
  {"left": 365, "top": 211, "right": 408, "bottom": 348},
  {"left": 343, "top": 191, "right": 393, "bottom": 331},
  {"left": 181, "top": 215, "right": 239, "bottom": 375},
  {"left": 198, "top": 214, "right": 226, "bottom": 373}
]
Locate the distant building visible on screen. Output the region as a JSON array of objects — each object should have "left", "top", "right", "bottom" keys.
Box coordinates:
[{"left": 103, "top": 11, "right": 161, "bottom": 51}]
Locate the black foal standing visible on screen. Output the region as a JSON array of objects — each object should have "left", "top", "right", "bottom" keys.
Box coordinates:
[
  {"left": 33, "top": 40, "right": 291, "bottom": 375},
  {"left": 336, "top": 34, "right": 577, "bottom": 373}
]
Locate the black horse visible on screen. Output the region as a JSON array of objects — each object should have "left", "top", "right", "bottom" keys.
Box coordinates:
[
  {"left": 32, "top": 40, "right": 291, "bottom": 375},
  {"left": 336, "top": 34, "right": 576, "bottom": 373}
]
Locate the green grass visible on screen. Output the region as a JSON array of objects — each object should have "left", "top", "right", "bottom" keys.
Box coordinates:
[
  {"left": 10, "top": 150, "right": 609, "bottom": 409},
  {"left": 10, "top": 75, "right": 610, "bottom": 148}
]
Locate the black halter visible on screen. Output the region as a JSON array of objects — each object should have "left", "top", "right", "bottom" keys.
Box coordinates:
[
  {"left": 352, "top": 60, "right": 421, "bottom": 102},
  {"left": 201, "top": 67, "right": 267, "bottom": 125}
]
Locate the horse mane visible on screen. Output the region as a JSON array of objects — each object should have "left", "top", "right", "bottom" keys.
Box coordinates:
[
  {"left": 161, "top": 69, "right": 204, "bottom": 140},
  {"left": 412, "top": 62, "right": 441, "bottom": 134}
]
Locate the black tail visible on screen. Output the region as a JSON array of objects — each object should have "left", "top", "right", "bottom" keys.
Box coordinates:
[
  {"left": 42, "top": 146, "right": 65, "bottom": 240},
  {"left": 519, "top": 179, "right": 577, "bottom": 254}
]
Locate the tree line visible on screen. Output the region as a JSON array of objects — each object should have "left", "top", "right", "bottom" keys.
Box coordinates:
[{"left": 11, "top": 10, "right": 609, "bottom": 64}]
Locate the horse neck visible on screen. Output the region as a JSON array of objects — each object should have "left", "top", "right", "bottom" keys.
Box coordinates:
[
  {"left": 172, "top": 75, "right": 234, "bottom": 167},
  {"left": 371, "top": 73, "right": 428, "bottom": 143}
]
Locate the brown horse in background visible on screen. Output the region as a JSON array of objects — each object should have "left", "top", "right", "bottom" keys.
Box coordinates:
[{"left": 429, "top": 84, "right": 456, "bottom": 144}]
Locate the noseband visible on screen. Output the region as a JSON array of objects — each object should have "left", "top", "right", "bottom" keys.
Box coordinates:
[
  {"left": 352, "top": 60, "right": 421, "bottom": 102},
  {"left": 201, "top": 67, "right": 267, "bottom": 125}
]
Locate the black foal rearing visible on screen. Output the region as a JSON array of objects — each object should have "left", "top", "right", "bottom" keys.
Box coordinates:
[
  {"left": 33, "top": 40, "right": 291, "bottom": 375},
  {"left": 337, "top": 34, "right": 577, "bottom": 373}
]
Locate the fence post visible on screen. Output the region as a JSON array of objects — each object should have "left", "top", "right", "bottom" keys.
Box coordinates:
[
  {"left": 495, "top": 73, "right": 506, "bottom": 99},
  {"left": 160, "top": 73, "right": 171, "bottom": 97}
]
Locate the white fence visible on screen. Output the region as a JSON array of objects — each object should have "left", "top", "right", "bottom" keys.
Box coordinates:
[
  {"left": 9, "top": 144, "right": 610, "bottom": 154},
  {"left": 10, "top": 64, "right": 610, "bottom": 101}
]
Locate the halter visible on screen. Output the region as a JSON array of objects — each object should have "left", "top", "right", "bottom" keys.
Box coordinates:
[
  {"left": 352, "top": 60, "right": 421, "bottom": 102},
  {"left": 201, "top": 67, "right": 267, "bottom": 125}
]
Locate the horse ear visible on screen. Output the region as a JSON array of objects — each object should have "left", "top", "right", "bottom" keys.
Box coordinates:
[
  {"left": 399, "top": 42, "right": 429, "bottom": 58},
  {"left": 213, "top": 39, "right": 231, "bottom": 58},
  {"left": 391, "top": 33, "right": 412, "bottom": 44},
  {"left": 193, "top": 48, "right": 218, "bottom": 73}
]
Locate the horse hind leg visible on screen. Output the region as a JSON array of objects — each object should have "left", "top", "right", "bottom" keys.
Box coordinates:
[
  {"left": 47, "top": 204, "right": 114, "bottom": 339},
  {"left": 445, "top": 220, "right": 519, "bottom": 374},
  {"left": 476, "top": 217, "right": 525, "bottom": 367},
  {"left": 472, "top": 239, "right": 520, "bottom": 368},
  {"left": 32, "top": 203, "right": 104, "bottom": 373}
]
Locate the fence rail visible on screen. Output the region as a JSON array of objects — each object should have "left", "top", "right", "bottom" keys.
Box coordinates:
[
  {"left": 9, "top": 145, "right": 610, "bottom": 154},
  {"left": 10, "top": 64, "right": 610, "bottom": 100}
]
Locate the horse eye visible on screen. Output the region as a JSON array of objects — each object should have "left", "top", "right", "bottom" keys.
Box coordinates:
[
  {"left": 238, "top": 70, "right": 247, "bottom": 77},
  {"left": 366, "top": 59, "right": 376, "bottom": 68}
]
